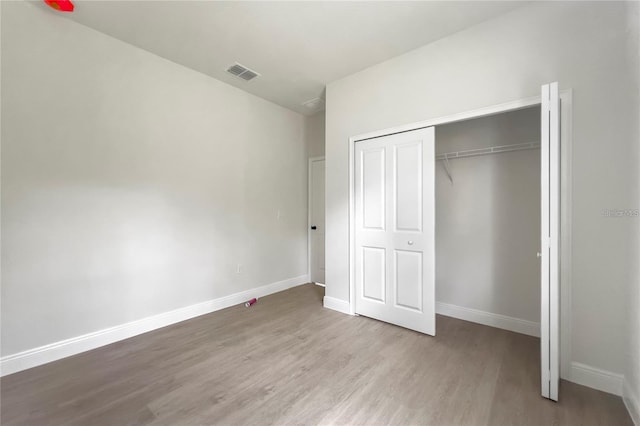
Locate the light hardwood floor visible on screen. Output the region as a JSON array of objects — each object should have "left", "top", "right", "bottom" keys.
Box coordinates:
[{"left": 0, "top": 284, "right": 632, "bottom": 425}]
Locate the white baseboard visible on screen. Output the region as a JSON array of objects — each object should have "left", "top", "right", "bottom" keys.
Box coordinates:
[
  {"left": 0, "top": 274, "right": 309, "bottom": 377},
  {"left": 323, "top": 296, "right": 351, "bottom": 315},
  {"left": 436, "top": 301, "right": 540, "bottom": 337},
  {"left": 569, "top": 362, "right": 624, "bottom": 396},
  {"left": 624, "top": 379, "right": 640, "bottom": 425}
]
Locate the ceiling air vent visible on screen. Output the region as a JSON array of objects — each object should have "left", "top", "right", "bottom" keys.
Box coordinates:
[{"left": 226, "top": 63, "right": 260, "bottom": 81}]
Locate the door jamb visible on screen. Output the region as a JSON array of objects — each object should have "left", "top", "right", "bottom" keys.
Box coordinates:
[
  {"left": 347, "top": 91, "right": 573, "bottom": 380},
  {"left": 308, "top": 156, "right": 326, "bottom": 285}
]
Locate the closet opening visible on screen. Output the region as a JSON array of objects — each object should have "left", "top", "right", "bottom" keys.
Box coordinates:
[
  {"left": 434, "top": 106, "right": 542, "bottom": 340},
  {"left": 348, "top": 84, "right": 568, "bottom": 400}
]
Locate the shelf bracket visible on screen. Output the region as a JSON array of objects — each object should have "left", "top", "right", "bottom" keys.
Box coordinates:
[{"left": 442, "top": 154, "right": 454, "bottom": 184}]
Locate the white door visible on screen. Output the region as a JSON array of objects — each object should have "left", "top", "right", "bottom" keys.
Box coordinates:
[
  {"left": 541, "top": 82, "right": 560, "bottom": 401},
  {"left": 310, "top": 158, "right": 325, "bottom": 284},
  {"left": 354, "top": 127, "right": 435, "bottom": 335}
]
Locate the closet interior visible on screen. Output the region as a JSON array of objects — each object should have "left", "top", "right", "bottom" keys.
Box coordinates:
[{"left": 434, "top": 106, "right": 542, "bottom": 336}]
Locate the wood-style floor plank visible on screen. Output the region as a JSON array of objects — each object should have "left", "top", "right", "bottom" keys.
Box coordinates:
[{"left": 0, "top": 284, "right": 632, "bottom": 425}]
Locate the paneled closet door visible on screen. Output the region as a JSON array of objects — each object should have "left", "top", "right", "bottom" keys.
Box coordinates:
[
  {"left": 354, "top": 127, "right": 435, "bottom": 336},
  {"left": 541, "top": 82, "right": 560, "bottom": 401}
]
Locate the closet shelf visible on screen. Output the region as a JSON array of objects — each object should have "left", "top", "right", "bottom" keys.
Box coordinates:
[{"left": 436, "top": 141, "right": 540, "bottom": 161}]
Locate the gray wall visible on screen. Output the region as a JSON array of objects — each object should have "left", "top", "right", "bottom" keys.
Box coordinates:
[
  {"left": 436, "top": 108, "right": 540, "bottom": 323},
  {"left": 325, "top": 1, "right": 639, "bottom": 377},
  {"left": 1, "top": 2, "right": 308, "bottom": 357},
  {"left": 305, "top": 112, "right": 326, "bottom": 159},
  {"left": 624, "top": 0, "right": 640, "bottom": 418}
]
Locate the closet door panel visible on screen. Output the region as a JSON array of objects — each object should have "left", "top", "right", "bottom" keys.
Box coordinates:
[
  {"left": 395, "top": 141, "right": 423, "bottom": 232},
  {"left": 362, "top": 148, "right": 386, "bottom": 230},
  {"left": 541, "top": 81, "right": 560, "bottom": 402},
  {"left": 395, "top": 249, "right": 423, "bottom": 312},
  {"left": 362, "top": 247, "right": 386, "bottom": 303}
]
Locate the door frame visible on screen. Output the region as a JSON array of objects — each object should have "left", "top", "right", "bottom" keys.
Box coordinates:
[
  {"left": 308, "top": 156, "right": 326, "bottom": 286},
  {"left": 347, "top": 91, "right": 573, "bottom": 381}
]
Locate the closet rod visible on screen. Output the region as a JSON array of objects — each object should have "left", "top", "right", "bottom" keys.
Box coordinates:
[{"left": 436, "top": 141, "right": 540, "bottom": 161}]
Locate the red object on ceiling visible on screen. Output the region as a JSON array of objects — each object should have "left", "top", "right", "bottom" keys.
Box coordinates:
[{"left": 44, "top": 0, "right": 74, "bottom": 12}]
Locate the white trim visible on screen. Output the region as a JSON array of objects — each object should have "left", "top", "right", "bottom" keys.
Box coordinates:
[
  {"left": 308, "top": 156, "right": 325, "bottom": 283},
  {"left": 549, "top": 82, "right": 561, "bottom": 401},
  {"left": 323, "top": 296, "right": 351, "bottom": 315},
  {"left": 541, "top": 84, "right": 551, "bottom": 398},
  {"left": 0, "top": 274, "right": 309, "bottom": 377},
  {"left": 314, "top": 282, "right": 326, "bottom": 287},
  {"left": 559, "top": 90, "right": 573, "bottom": 382},
  {"left": 624, "top": 379, "right": 640, "bottom": 426},
  {"left": 569, "top": 362, "right": 624, "bottom": 396},
  {"left": 436, "top": 302, "right": 540, "bottom": 338},
  {"left": 347, "top": 91, "right": 572, "bottom": 394},
  {"left": 348, "top": 131, "right": 356, "bottom": 315}
]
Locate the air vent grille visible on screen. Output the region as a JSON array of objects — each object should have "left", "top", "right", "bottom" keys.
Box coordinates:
[
  {"left": 227, "top": 64, "right": 246, "bottom": 76},
  {"left": 226, "top": 63, "right": 260, "bottom": 81},
  {"left": 239, "top": 70, "right": 258, "bottom": 81}
]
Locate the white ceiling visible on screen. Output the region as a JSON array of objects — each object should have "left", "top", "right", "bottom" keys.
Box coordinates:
[{"left": 62, "top": 1, "right": 525, "bottom": 115}]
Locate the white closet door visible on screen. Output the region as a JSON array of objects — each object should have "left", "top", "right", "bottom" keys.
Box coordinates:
[
  {"left": 354, "top": 127, "right": 435, "bottom": 335},
  {"left": 541, "top": 82, "right": 560, "bottom": 401}
]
